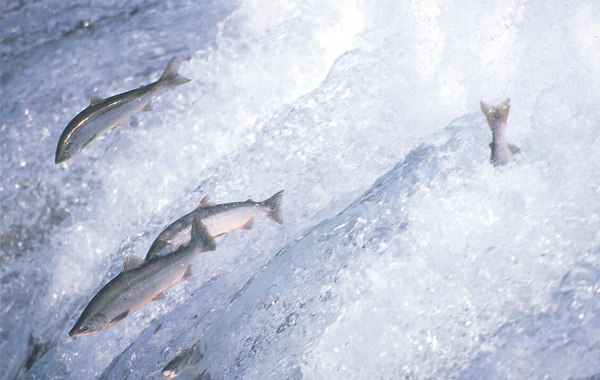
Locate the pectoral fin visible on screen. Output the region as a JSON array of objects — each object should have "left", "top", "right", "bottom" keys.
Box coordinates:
[
  {"left": 508, "top": 143, "right": 520, "bottom": 154},
  {"left": 115, "top": 121, "right": 130, "bottom": 129},
  {"left": 81, "top": 134, "right": 97, "bottom": 149},
  {"left": 110, "top": 310, "right": 129, "bottom": 324}
]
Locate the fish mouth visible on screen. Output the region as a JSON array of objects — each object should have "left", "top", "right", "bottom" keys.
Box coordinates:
[
  {"left": 69, "top": 326, "right": 95, "bottom": 337},
  {"left": 55, "top": 148, "right": 70, "bottom": 164},
  {"left": 69, "top": 312, "right": 109, "bottom": 337},
  {"left": 55, "top": 141, "right": 76, "bottom": 164}
]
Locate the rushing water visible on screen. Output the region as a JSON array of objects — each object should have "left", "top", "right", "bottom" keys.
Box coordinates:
[{"left": 1, "top": 1, "right": 599, "bottom": 379}]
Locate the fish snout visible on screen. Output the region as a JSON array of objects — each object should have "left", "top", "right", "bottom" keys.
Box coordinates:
[
  {"left": 55, "top": 150, "right": 69, "bottom": 164},
  {"left": 69, "top": 313, "right": 109, "bottom": 337},
  {"left": 69, "top": 325, "right": 93, "bottom": 337},
  {"left": 55, "top": 141, "right": 77, "bottom": 164}
]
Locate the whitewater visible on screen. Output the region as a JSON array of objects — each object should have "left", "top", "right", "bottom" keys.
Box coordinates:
[{"left": 1, "top": 0, "right": 599, "bottom": 379}]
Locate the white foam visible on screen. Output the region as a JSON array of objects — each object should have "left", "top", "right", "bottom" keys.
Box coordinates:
[{"left": 1, "top": 0, "right": 599, "bottom": 379}]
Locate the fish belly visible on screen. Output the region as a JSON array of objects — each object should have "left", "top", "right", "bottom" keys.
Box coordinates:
[{"left": 202, "top": 207, "right": 261, "bottom": 237}]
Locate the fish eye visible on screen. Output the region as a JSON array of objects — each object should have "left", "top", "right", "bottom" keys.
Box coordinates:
[{"left": 81, "top": 326, "right": 90, "bottom": 332}]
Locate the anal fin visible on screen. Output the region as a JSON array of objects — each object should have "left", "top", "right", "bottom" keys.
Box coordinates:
[
  {"left": 152, "top": 293, "right": 166, "bottom": 302},
  {"left": 181, "top": 265, "right": 193, "bottom": 282},
  {"left": 240, "top": 218, "right": 254, "bottom": 230},
  {"left": 141, "top": 100, "right": 153, "bottom": 112}
]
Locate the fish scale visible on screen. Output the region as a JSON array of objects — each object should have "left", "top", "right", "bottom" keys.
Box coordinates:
[
  {"left": 69, "top": 218, "right": 215, "bottom": 337},
  {"left": 145, "top": 191, "right": 284, "bottom": 261},
  {"left": 55, "top": 57, "right": 190, "bottom": 163}
]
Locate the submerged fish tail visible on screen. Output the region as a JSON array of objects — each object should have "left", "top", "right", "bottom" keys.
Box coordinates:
[
  {"left": 261, "top": 190, "right": 284, "bottom": 225},
  {"left": 159, "top": 57, "right": 191, "bottom": 89},
  {"left": 480, "top": 98, "right": 520, "bottom": 166}
]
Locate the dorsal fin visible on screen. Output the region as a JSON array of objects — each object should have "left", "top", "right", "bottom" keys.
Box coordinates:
[
  {"left": 196, "top": 195, "right": 214, "bottom": 210},
  {"left": 160, "top": 57, "right": 178, "bottom": 81},
  {"left": 90, "top": 94, "right": 104, "bottom": 105},
  {"left": 123, "top": 255, "right": 145, "bottom": 272}
]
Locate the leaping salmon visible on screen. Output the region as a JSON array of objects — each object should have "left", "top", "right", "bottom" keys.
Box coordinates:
[
  {"left": 55, "top": 57, "right": 191, "bottom": 163},
  {"left": 480, "top": 98, "right": 520, "bottom": 166},
  {"left": 69, "top": 217, "right": 214, "bottom": 337},
  {"left": 145, "top": 190, "right": 284, "bottom": 261}
]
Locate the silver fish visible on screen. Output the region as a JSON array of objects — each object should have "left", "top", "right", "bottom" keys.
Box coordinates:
[
  {"left": 146, "top": 190, "right": 284, "bottom": 261},
  {"left": 56, "top": 57, "right": 191, "bottom": 163},
  {"left": 69, "top": 218, "right": 215, "bottom": 337},
  {"left": 480, "top": 98, "right": 520, "bottom": 166}
]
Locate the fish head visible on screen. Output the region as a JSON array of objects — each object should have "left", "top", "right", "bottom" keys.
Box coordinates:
[
  {"left": 55, "top": 117, "right": 95, "bottom": 163},
  {"left": 55, "top": 130, "right": 91, "bottom": 163},
  {"left": 55, "top": 141, "right": 75, "bottom": 163},
  {"left": 69, "top": 312, "right": 110, "bottom": 337}
]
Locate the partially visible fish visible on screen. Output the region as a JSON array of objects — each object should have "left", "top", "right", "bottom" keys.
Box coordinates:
[
  {"left": 480, "top": 98, "right": 520, "bottom": 166},
  {"left": 69, "top": 217, "right": 215, "bottom": 337},
  {"left": 146, "top": 190, "right": 284, "bottom": 261},
  {"left": 55, "top": 57, "right": 191, "bottom": 163},
  {"left": 161, "top": 345, "right": 204, "bottom": 379}
]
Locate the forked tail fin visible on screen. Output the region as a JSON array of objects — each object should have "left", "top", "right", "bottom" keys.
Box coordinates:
[
  {"left": 190, "top": 217, "right": 216, "bottom": 252},
  {"left": 480, "top": 98, "right": 510, "bottom": 131},
  {"left": 159, "top": 57, "right": 191, "bottom": 89},
  {"left": 262, "top": 190, "right": 284, "bottom": 224}
]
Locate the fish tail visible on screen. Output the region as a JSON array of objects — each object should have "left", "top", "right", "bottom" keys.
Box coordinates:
[
  {"left": 480, "top": 98, "right": 510, "bottom": 131},
  {"left": 159, "top": 57, "right": 191, "bottom": 89},
  {"left": 262, "top": 190, "right": 284, "bottom": 225},
  {"left": 191, "top": 217, "right": 217, "bottom": 251}
]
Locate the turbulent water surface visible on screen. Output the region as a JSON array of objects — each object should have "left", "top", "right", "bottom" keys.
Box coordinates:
[{"left": 1, "top": 0, "right": 599, "bottom": 379}]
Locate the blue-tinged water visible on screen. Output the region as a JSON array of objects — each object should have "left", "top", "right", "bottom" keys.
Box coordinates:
[{"left": 1, "top": 1, "right": 599, "bottom": 379}]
